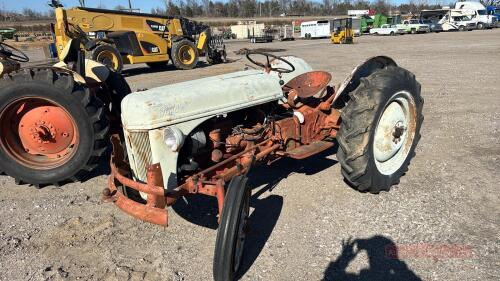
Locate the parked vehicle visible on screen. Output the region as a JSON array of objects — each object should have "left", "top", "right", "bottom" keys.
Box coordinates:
[
  {"left": 439, "top": 13, "right": 476, "bottom": 31},
  {"left": 370, "top": 24, "right": 406, "bottom": 35},
  {"left": 420, "top": 19, "right": 443, "bottom": 32},
  {"left": 331, "top": 18, "right": 354, "bottom": 44},
  {"left": 486, "top": 5, "right": 500, "bottom": 26},
  {"left": 249, "top": 28, "right": 273, "bottom": 43},
  {"left": 50, "top": 4, "right": 226, "bottom": 72},
  {"left": 455, "top": 1, "right": 497, "bottom": 29},
  {"left": 103, "top": 53, "right": 423, "bottom": 281},
  {"left": 301, "top": 20, "right": 330, "bottom": 38},
  {"left": 0, "top": 28, "right": 16, "bottom": 40},
  {"left": 397, "top": 19, "right": 430, "bottom": 34},
  {"left": 360, "top": 15, "right": 375, "bottom": 33},
  {"left": 352, "top": 17, "right": 362, "bottom": 36},
  {"left": 277, "top": 25, "right": 294, "bottom": 41}
]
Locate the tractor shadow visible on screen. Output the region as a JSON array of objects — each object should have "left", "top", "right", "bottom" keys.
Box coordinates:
[
  {"left": 323, "top": 235, "right": 422, "bottom": 281},
  {"left": 172, "top": 145, "right": 339, "bottom": 279}
]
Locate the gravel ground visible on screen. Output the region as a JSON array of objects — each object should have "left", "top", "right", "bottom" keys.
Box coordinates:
[{"left": 1, "top": 29, "right": 499, "bottom": 281}]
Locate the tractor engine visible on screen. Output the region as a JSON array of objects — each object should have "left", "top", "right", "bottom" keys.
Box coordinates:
[{"left": 175, "top": 70, "right": 341, "bottom": 183}]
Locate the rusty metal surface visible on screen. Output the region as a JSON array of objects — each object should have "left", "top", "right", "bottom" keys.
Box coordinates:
[
  {"left": 145, "top": 164, "right": 166, "bottom": 209},
  {"left": 106, "top": 176, "right": 168, "bottom": 226},
  {"left": 104, "top": 135, "right": 169, "bottom": 226},
  {"left": 286, "top": 141, "right": 334, "bottom": 159},
  {"left": 283, "top": 71, "right": 332, "bottom": 98},
  {"left": 0, "top": 97, "right": 79, "bottom": 169}
]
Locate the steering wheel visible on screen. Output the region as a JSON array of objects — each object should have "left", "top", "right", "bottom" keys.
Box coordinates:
[
  {"left": 0, "top": 42, "right": 29, "bottom": 63},
  {"left": 246, "top": 50, "right": 295, "bottom": 74}
]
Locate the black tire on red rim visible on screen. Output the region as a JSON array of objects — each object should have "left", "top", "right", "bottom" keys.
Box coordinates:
[{"left": 0, "top": 68, "right": 109, "bottom": 186}]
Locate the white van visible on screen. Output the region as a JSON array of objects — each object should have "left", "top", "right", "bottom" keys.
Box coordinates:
[
  {"left": 301, "top": 20, "right": 331, "bottom": 39},
  {"left": 454, "top": 1, "right": 496, "bottom": 29}
]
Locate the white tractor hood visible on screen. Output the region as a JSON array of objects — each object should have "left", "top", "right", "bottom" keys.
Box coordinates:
[{"left": 121, "top": 56, "right": 313, "bottom": 130}]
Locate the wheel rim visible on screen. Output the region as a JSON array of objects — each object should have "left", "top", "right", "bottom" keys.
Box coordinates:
[
  {"left": 178, "top": 45, "right": 195, "bottom": 65},
  {"left": 97, "top": 50, "right": 118, "bottom": 70},
  {"left": 373, "top": 91, "right": 417, "bottom": 175},
  {"left": 233, "top": 190, "right": 250, "bottom": 272},
  {"left": 0, "top": 98, "right": 79, "bottom": 169}
]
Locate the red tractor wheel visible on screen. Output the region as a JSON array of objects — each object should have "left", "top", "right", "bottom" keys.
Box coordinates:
[
  {"left": 0, "top": 68, "right": 110, "bottom": 186},
  {"left": 0, "top": 98, "right": 79, "bottom": 169}
]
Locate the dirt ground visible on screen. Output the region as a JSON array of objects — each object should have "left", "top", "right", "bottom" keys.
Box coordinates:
[{"left": 1, "top": 30, "right": 499, "bottom": 281}]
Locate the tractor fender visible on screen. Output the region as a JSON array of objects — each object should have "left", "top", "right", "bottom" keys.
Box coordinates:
[
  {"left": 333, "top": 56, "right": 397, "bottom": 105},
  {"left": 53, "top": 59, "right": 110, "bottom": 83}
]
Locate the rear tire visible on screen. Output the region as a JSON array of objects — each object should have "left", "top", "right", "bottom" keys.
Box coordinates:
[
  {"left": 336, "top": 66, "right": 424, "bottom": 193},
  {"left": 0, "top": 68, "right": 109, "bottom": 186},
  {"left": 171, "top": 39, "right": 199, "bottom": 70},
  {"left": 411, "top": 28, "right": 417, "bottom": 34},
  {"left": 213, "top": 175, "right": 251, "bottom": 281},
  {"left": 91, "top": 44, "right": 123, "bottom": 73}
]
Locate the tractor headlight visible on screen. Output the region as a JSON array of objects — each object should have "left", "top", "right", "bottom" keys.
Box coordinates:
[{"left": 163, "top": 127, "right": 184, "bottom": 152}]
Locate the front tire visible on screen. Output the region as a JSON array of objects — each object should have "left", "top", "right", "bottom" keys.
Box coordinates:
[
  {"left": 0, "top": 68, "right": 109, "bottom": 186},
  {"left": 336, "top": 66, "right": 424, "bottom": 193},
  {"left": 91, "top": 44, "right": 123, "bottom": 73},
  {"left": 171, "top": 39, "right": 199, "bottom": 70},
  {"left": 213, "top": 175, "right": 251, "bottom": 281}
]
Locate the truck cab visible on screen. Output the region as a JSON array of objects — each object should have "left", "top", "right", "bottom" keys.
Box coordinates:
[
  {"left": 487, "top": 6, "right": 500, "bottom": 26},
  {"left": 454, "top": 1, "right": 496, "bottom": 29}
]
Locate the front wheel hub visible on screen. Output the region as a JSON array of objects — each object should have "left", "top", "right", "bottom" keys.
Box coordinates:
[{"left": 0, "top": 98, "right": 79, "bottom": 169}]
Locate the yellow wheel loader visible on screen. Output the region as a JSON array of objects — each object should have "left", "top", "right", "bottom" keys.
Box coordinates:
[
  {"left": 331, "top": 18, "right": 354, "bottom": 44},
  {"left": 50, "top": 2, "right": 226, "bottom": 72}
]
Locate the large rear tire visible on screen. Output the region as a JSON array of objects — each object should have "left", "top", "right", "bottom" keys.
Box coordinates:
[
  {"left": 336, "top": 66, "right": 424, "bottom": 193},
  {"left": 0, "top": 68, "right": 109, "bottom": 186},
  {"left": 213, "top": 175, "right": 251, "bottom": 281},
  {"left": 92, "top": 44, "right": 123, "bottom": 73},
  {"left": 171, "top": 39, "right": 199, "bottom": 70}
]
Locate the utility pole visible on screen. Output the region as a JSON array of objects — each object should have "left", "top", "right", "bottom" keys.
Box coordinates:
[
  {"left": 128, "top": 0, "right": 133, "bottom": 12},
  {"left": 79, "top": 0, "right": 85, "bottom": 7}
]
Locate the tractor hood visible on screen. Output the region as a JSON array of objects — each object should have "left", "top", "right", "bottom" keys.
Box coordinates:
[{"left": 121, "top": 56, "right": 313, "bottom": 130}]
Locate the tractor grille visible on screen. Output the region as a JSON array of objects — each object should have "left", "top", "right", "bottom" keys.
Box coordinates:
[{"left": 125, "top": 130, "right": 153, "bottom": 182}]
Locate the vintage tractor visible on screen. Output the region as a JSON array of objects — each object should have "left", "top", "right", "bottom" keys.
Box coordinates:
[
  {"left": 103, "top": 51, "right": 424, "bottom": 280},
  {"left": 0, "top": 39, "right": 130, "bottom": 186}
]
